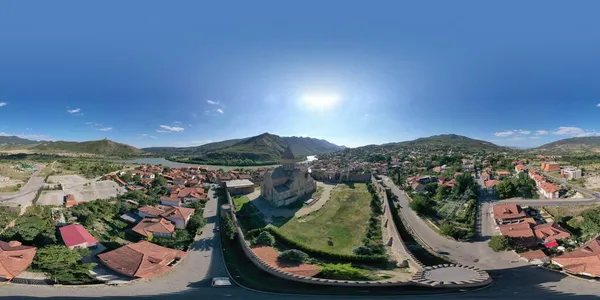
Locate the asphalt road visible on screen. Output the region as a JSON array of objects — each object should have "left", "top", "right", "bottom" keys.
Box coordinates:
[
  {"left": 0, "top": 168, "right": 45, "bottom": 207},
  {"left": 3, "top": 184, "right": 600, "bottom": 299}
]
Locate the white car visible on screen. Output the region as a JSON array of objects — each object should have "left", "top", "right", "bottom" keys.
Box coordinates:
[{"left": 211, "top": 277, "right": 232, "bottom": 287}]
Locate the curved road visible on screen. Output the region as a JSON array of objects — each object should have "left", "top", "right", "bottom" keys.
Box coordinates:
[
  {"left": 1, "top": 184, "right": 600, "bottom": 299},
  {"left": 0, "top": 168, "right": 45, "bottom": 207}
]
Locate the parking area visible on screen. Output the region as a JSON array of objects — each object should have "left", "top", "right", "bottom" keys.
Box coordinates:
[{"left": 43, "top": 175, "right": 125, "bottom": 204}]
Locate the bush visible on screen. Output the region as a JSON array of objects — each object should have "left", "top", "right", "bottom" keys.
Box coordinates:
[
  {"left": 353, "top": 246, "right": 373, "bottom": 255},
  {"left": 278, "top": 249, "right": 309, "bottom": 264},
  {"left": 318, "top": 263, "right": 373, "bottom": 281},
  {"left": 488, "top": 235, "right": 515, "bottom": 252},
  {"left": 221, "top": 213, "right": 237, "bottom": 240},
  {"left": 254, "top": 231, "right": 275, "bottom": 246}
]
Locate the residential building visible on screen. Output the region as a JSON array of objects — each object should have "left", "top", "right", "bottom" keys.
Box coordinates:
[
  {"left": 552, "top": 236, "right": 600, "bottom": 277},
  {"left": 97, "top": 241, "right": 185, "bottom": 278},
  {"left": 132, "top": 218, "right": 176, "bottom": 239},
  {"left": 519, "top": 250, "right": 550, "bottom": 265},
  {"left": 539, "top": 182, "right": 561, "bottom": 199},
  {"left": 496, "top": 170, "right": 511, "bottom": 179},
  {"left": 541, "top": 162, "right": 560, "bottom": 172},
  {"left": 59, "top": 224, "right": 98, "bottom": 249},
  {"left": 138, "top": 206, "right": 195, "bottom": 229},
  {"left": 493, "top": 204, "right": 527, "bottom": 225},
  {"left": 64, "top": 194, "right": 82, "bottom": 207},
  {"left": 515, "top": 164, "right": 527, "bottom": 174},
  {"left": 160, "top": 196, "right": 182, "bottom": 207},
  {"left": 480, "top": 171, "right": 490, "bottom": 181},
  {"left": 561, "top": 166, "right": 582, "bottom": 180},
  {"left": 484, "top": 179, "right": 502, "bottom": 192},
  {"left": 532, "top": 222, "right": 571, "bottom": 244},
  {"left": 174, "top": 187, "right": 206, "bottom": 203},
  {"left": 498, "top": 222, "right": 538, "bottom": 247},
  {"left": 0, "top": 240, "right": 37, "bottom": 281},
  {"left": 225, "top": 179, "right": 255, "bottom": 195}
]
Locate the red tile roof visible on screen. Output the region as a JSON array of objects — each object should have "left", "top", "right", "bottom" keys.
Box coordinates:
[
  {"left": 493, "top": 204, "right": 526, "bottom": 221},
  {"left": 497, "top": 170, "right": 511, "bottom": 175},
  {"left": 552, "top": 236, "right": 600, "bottom": 277},
  {"left": 520, "top": 249, "right": 548, "bottom": 261},
  {"left": 59, "top": 224, "right": 98, "bottom": 248},
  {"left": 132, "top": 218, "right": 175, "bottom": 238},
  {"left": 540, "top": 182, "right": 561, "bottom": 193},
  {"left": 533, "top": 222, "right": 570, "bottom": 242},
  {"left": 0, "top": 240, "right": 37, "bottom": 280},
  {"left": 516, "top": 165, "right": 527, "bottom": 171},
  {"left": 138, "top": 205, "right": 167, "bottom": 217},
  {"left": 484, "top": 179, "right": 502, "bottom": 188},
  {"left": 97, "top": 241, "right": 185, "bottom": 278},
  {"left": 160, "top": 206, "right": 195, "bottom": 222}
]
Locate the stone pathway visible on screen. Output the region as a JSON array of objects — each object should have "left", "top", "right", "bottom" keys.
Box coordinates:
[{"left": 295, "top": 182, "right": 337, "bottom": 217}]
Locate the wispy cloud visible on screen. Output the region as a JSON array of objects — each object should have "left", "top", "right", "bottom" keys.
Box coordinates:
[
  {"left": 141, "top": 134, "right": 157, "bottom": 139},
  {"left": 191, "top": 113, "right": 198, "bottom": 118},
  {"left": 597, "top": 103, "right": 600, "bottom": 108},
  {"left": 67, "top": 108, "right": 81, "bottom": 114},
  {"left": 0, "top": 132, "right": 52, "bottom": 141},
  {"left": 0, "top": 102, "right": 7, "bottom": 107},
  {"left": 535, "top": 130, "right": 549, "bottom": 135},
  {"left": 173, "top": 121, "right": 182, "bottom": 125},
  {"left": 206, "top": 100, "right": 219, "bottom": 105},
  {"left": 552, "top": 126, "right": 598, "bottom": 137},
  {"left": 530, "top": 136, "right": 541, "bottom": 139},
  {"left": 217, "top": 108, "right": 224, "bottom": 114},
  {"left": 494, "top": 130, "right": 514, "bottom": 137},
  {"left": 98, "top": 127, "right": 113, "bottom": 132},
  {"left": 157, "top": 125, "right": 185, "bottom": 133}
]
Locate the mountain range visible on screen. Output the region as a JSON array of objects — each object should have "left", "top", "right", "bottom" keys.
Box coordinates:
[{"left": 3, "top": 133, "right": 600, "bottom": 160}]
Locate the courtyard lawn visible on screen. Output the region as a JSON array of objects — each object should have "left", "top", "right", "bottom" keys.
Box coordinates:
[
  {"left": 277, "top": 183, "right": 372, "bottom": 255},
  {"left": 233, "top": 196, "right": 251, "bottom": 212},
  {"left": 233, "top": 195, "right": 266, "bottom": 230}
]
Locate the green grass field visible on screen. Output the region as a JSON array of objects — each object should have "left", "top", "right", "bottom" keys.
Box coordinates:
[
  {"left": 233, "top": 195, "right": 251, "bottom": 212},
  {"left": 277, "top": 183, "right": 371, "bottom": 255}
]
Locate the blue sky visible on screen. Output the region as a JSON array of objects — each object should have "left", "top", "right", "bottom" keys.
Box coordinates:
[{"left": 1, "top": 1, "right": 600, "bottom": 148}]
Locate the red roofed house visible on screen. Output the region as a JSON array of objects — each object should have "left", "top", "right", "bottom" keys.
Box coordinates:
[
  {"left": 175, "top": 187, "right": 206, "bottom": 204},
  {"left": 132, "top": 218, "right": 175, "bottom": 239},
  {"left": 0, "top": 240, "right": 37, "bottom": 281},
  {"left": 533, "top": 222, "right": 570, "bottom": 243},
  {"left": 515, "top": 164, "right": 527, "bottom": 174},
  {"left": 97, "top": 241, "right": 185, "bottom": 278},
  {"left": 138, "top": 206, "right": 195, "bottom": 229},
  {"left": 493, "top": 204, "right": 527, "bottom": 225},
  {"left": 539, "top": 182, "right": 562, "bottom": 199},
  {"left": 160, "top": 195, "right": 182, "bottom": 207},
  {"left": 541, "top": 162, "right": 560, "bottom": 172},
  {"left": 59, "top": 224, "right": 98, "bottom": 249},
  {"left": 484, "top": 179, "right": 502, "bottom": 192},
  {"left": 519, "top": 249, "right": 550, "bottom": 265},
  {"left": 552, "top": 236, "right": 600, "bottom": 277},
  {"left": 496, "top": 170, "right": 511, "bottom": 179},
  {"left": 498, "top": 222, "right": 538, "bottom": 247}
]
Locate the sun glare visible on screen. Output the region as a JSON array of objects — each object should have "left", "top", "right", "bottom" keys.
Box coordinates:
[{"left": 301, "top": 94, "right": 341, "bottom": 110}]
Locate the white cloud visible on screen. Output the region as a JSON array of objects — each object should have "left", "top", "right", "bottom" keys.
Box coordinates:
[
  {"left": 85, "top": 122, "right": 93, "bottom": 125},
  {"left": 553, "top": 126, "right": 586, "bottom": 136},
  {"left": 173, "top": 121, "right": 182, "bottom": 125},
  {"left": 530, "top": 136, "right": 541, "bottom": 139},
  {"left": 206, "top": 100, "right": 219, "bottom": 105},
  {"left": 597, "top": 103, "right": 600, "bottom": 107},
  {"left": 0, "top": 132, "right": 52, "bottom": 141},
  {"left": 67, "top": 108, "right": 81, "bottom": 114},
  {"left": 494, "top": 131, "right": 515, "bottom": 137},
  {"left": 98, "top": 127, "right": 113, "bottom": 132},
  {"left": 535, "top": 130, "right": 549, "bottom": 135},
  {"left": 515, "top": 130, "right": 531, "bottom": 135},
  {"left": 158, "top": 125, "right": 185, "bottom": 133},
  {"left": 0, "top": 102, "right": 7, "bottom": 107},
  {"left": 217, "top": 108, "right": 224, "bottom": 114},
  {"left": 141, "top": 134, "right": 157, "bottom": 139}
]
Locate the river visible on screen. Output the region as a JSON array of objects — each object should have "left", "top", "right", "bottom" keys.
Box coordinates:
[{"left": 117, "top": 155, "right": 318, "bottom": 171}]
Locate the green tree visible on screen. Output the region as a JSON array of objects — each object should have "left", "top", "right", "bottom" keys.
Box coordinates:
[
  {"left": 121, "top": 171, "right": 132, "bottom": 182},
  {"left": 221, "top": 213, "right": 237, "bottom": 240},
  {"left": 153, "top": 230, "right": 192, "bottom": 250},
  {"left": 133, "top": 174, "right": 142, "bottom": 182},
  {"left": 278, "top": 249, "right": 309, "bottom": 264},
  {"left": 152, "top": 175, "right": 167, "bottom": 187},
  {"left": 439, "top": 222, "right": 459, "bottom": 238},
  {"left": 409, "top": 194, "right": 436, "bottom": 217},
  {"left": 488, "top": 235, "right": 515, "bottom": 252},
  {"left": 187, "top": 213, "right": 206, "bottom": 235},
  {"left": 254, "top": 231, "right": 275, "bottom": 246},
  {"left": 434, "top": 185, "right": 451, "bottom": 201},
  {"left": 33, "top": 245, "right": 95, "bottom": 284}
]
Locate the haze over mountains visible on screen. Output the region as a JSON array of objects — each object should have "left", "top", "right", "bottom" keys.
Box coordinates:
[{"left": 2, "top": 133, "right": 600, "bottom": 158}]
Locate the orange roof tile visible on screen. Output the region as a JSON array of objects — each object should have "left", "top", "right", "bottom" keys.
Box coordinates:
[
  {"left": 97, "top": 241, "right": 185, "bottom": 278},
  {"left": 493, "top": 204, "right": 526, "bottom": 220},
  {"left": 553, "top": 236, "right": 600, "bottom": 277},
  {"left": 132, "top": 218, "right": 175, "bottom": 238},
  {"left": 0, "top": 240, "right": 36, "bottom": 280}
]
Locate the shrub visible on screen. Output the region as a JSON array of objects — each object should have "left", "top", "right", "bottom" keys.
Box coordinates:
[
  {"left": 318, "top": 263, "right": 373, "bottom": 281},
  {"left": 353, "top": 245, "right": 373, "bottom": 255},
  {"left": 221, "top": 213, "right": 237, "bottom": 240},
  {"left": 488, "top": 235, "right": 515, "bottom": 252},
  {"left": 254, "top": 231, "right": 275, "bottom": 246},
  {"left": 278, "top": 249, "right": 309, "bottom": 264}
]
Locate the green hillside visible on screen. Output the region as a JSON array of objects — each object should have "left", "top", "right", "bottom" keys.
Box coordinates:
[
  {"left": 534, "top": 136, "right": 600, "bottom": 153},
  {"left": 32, "top": 139, "right": 144, "bottom": 156}
]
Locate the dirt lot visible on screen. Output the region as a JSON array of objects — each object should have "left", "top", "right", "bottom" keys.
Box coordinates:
[
  {"left": 543, "top": 204, "right": 600, "bottom": 218},
  {"left": 37, "top": 190, "right": 66, "bottom": 206},
  {"left": 44, "top": 174, "right": 125, "bottom": 203},
  {"left": 584, "top": 176, "right": 600, "bottom": 190}
]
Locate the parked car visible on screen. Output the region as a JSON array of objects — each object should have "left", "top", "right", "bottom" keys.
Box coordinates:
[
  {"left": 212, "top": 277, "right": 232, "bottom": 287},
  {"left": 436, "top": 249, "right": 450, "bottom": 255}
]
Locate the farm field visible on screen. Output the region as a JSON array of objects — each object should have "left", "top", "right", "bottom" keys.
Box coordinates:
[{"left": 276, "top": 183, "right": 371, "bottom": 255}]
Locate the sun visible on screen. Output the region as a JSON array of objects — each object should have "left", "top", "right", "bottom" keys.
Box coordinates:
[{"left": 300, "top": 94, "right": 341, "bottom": 111}]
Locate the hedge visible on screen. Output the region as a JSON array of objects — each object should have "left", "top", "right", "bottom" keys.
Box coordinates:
[{"left": 263, "top": 225, "right": 389, "bottom": 264}]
